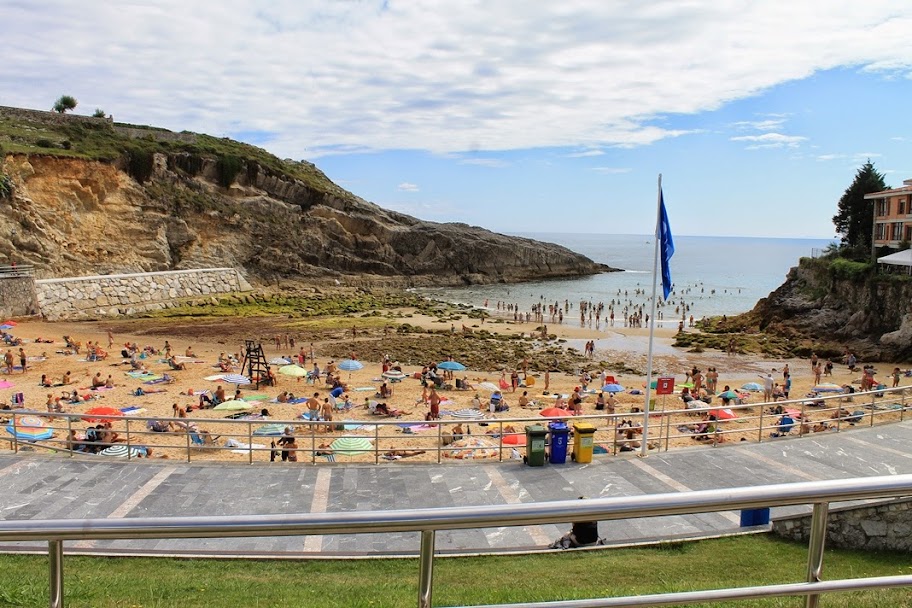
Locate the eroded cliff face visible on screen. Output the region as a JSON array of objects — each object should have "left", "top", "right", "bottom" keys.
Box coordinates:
[
  {"left": 0, "top": 153, "right": 609, "bottom": 286},
  {"left": 749, "top": 260, "right": 912, "bottom": 361}
]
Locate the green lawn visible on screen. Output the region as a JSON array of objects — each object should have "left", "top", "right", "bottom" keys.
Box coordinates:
[{"left": 0, "top": 536, "right": 910, "bottom": 607}]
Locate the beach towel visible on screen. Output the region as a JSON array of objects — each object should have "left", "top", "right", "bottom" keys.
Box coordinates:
[
  {"left": 144, "top": 376, "right": 171, "bottom": 385},
  {"left": 120, "top": 407, "right": 147, "bottom": 416},
  {"left": 241, "top": 395, "right": 269, "bottom": 402},
  {"left": 354, "top": 386, "right": 376, "bottom": 392},
  {"left": 126, "top": 371, "right": 157, "bottom": 379},
  {"left": 224, "top": 439, "right": 266, "bottom": 454}
]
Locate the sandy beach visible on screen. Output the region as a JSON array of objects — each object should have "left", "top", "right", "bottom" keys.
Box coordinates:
[{"left": 2, "top": 307, "right": 910, "bottom": 464}]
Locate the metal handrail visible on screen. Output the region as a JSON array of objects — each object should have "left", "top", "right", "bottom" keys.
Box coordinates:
[
  {"left": 2, "top": 475, "right": 911, "bottom": 608},
  {"left": 7, "top": 384, "right": 907, "bottom": 463}
]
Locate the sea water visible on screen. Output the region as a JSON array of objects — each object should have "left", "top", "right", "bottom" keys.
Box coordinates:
[{"left": 419, "top": 234, "right": 834, "bottom": 326}]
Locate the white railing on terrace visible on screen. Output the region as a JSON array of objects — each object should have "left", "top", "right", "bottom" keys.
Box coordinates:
[
  {"left": 3, "top": 385, "right": 909, "bottom": 464},
  {"left": 0, "top": 475, "right": 910, "bottom": 608}
]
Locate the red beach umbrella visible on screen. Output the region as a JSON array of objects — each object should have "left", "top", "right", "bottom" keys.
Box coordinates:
[
  {"left": 539, "top": 407, "right": 573, "bottom": 418},
  {"left": 83, "top": 406, "right": 123, "bottom": 423}
]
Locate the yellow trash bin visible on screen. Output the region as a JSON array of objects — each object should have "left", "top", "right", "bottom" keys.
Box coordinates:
[{"left": 572, "top": 422, "right": 596, "bottom": 463}]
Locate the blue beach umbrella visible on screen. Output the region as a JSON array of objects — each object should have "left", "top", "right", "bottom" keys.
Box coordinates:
[
  {"left": 741, "top": 382, "right": 763, "bottom": 392},
  {"left": 438, "top": 361, "right": 467, "bottom": 371},
  {"left": 601, "top": 383, "right": 625, "bottom": 393},
  {"left": 338, "top": 359, "right": 365, "bottom": 372},
  {"left": 6, "top": 415, "right": 54, "bottom": 441}
]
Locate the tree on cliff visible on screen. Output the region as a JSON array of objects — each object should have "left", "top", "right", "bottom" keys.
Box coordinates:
[
  {"left": 52, "top": 95, "right": 78, "bottom": 114},
  {"left": 832, "top": 161, "right": 887, "bottom": 255}
]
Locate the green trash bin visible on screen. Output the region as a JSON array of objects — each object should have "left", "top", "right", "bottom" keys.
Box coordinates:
[{"left": 524, "top": 424, "right": 547, "bottom": 466}]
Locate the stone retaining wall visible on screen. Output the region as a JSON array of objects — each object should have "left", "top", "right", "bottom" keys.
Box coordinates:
[
  {"left": 0, "top": 276, "right": 38, "bottom": 318},
  {"left": 772, "top": 498, "right": 912, "bottom": 551},
  {"left": 35, "top": 268, "right": 252, "bottom": 320}
]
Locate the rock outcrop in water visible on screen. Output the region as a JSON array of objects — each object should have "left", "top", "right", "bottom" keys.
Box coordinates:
[{"left": 0, "top": 107, "right": 611, "bottom": 286}]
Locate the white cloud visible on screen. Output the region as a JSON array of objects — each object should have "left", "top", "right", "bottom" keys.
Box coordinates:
[
  {"left": 730, "top": 133, "right": 807, "bottom": 149},
  {"left": 591, "top": 167, "right": 632, "bottom": 174},
  {"left": 816, "top": 154, "right": 845, "bottom": 161},
  {"left": 566, "top": 149, "right": 605, "bottom": 158},
  {"left": 2, "top": 1, "right": 912, "bottom": 158},
  {"left": 458, "top": 158, "right": 510, "bottom": 168},
  {"left": 397, "top": 182, "right": 419, "bottom": 192},
  {"left": 732, "top": 118, "right": 787, "bottom": 131}
]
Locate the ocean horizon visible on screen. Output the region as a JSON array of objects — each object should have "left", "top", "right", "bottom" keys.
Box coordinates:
[{"left": 419, "top": 233, "right": 836, "bottom": 326}]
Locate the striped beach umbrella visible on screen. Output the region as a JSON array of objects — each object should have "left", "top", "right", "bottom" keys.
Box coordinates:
[
  {"left": 338, "top": 359, "right": 364, "bottom": 372},
  {"left": 99, "top": 445, "right": 144, "bottom": 458},
  {"left": 269, "top": 357, "right": 292, "bottom": 365},
  {"left": 381, "top": 371, "right": 408, "bottom": 380},
  {"left": 5, "top": 415, "right": 53, "bottom": 441},
  {"left": 330, "top": 436, "right": 374, "bottom": 456},
  {"left": 450, "top": 408, "right": 484, "bottom": 419},
  {"left": 601, "top": 383, "right": 625, "bottom": 393},
  {"left": 222, "top": 374, "right": 251, "bottom": 385}
]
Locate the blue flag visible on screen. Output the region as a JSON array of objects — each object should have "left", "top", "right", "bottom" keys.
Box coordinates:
[{"left": 658, "top": 189, "right": 674, "bottom": 300}]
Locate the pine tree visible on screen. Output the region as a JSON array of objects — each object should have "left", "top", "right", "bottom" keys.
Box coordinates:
[{"left": 832, "top": 161, "right": 888, "bottom": 253}]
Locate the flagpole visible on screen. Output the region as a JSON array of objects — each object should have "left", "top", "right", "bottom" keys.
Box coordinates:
[{"left": 640, "top": 174, "right": 663, "bottom": 457}]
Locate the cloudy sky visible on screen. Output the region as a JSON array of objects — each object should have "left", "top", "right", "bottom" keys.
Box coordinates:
[{"left": 3, "top": 1, "right": 912, "bottom": 238}]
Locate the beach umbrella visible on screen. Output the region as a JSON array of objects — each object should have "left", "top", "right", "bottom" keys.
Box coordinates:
[
  {"left": 601, "top": 383, "right": 625, "bottom": 393},
  {"left": 501, "top": 432, "right": 526, "bottom": 446},
  {"left": 338, "top": 359, "right": 364, "bottom": 380},
  {"left": 718, "top": 390, "right": 739, "bottom": 400},
  {"left": 0, "top": 324, "right": 14, "bottom": 331},
  {"left": 438, "top": 361, "right": 466, "bottom": 371},
  {"left": 450, "top": 408, "right": 484, "bottom": 419},
  {"left": 252, "top": 423, "right": 288, "bottom": 436},
  {"left": 83, "top": 407, "right": 123, "bottom": 423},
  {"left": 222, "top": 373, "right": 251, "bottom": 385},
  {"left": 382, "top": 370, "right": 408, "bottom": 380},
  {"left": 213, "top": 399, "right": 251, "bottom": 411},
  {"left": 338, "top": 359, "right": 364, "bottom": 372},
  {"left": 709, "top": 408, "right": 737, "bottom": 421},
  {"left": 5, "top": 415, "right": 53, "bottom": 441},
  {"left": 741, "top": 382, "right": 763, "bottom": 392},
  {"left": 478, "top": 382, "right": 499, "bottom": 392},
  {"left": 0, "top": 380, "right": 14, "bottom": 389},
  {"left": 813, "top": 383, "right": 844, "bottom": 393},
  {"left": 331, "top": 436, "right": 374, "bottom": 456},
  {"left": 279, "top": 365, "right": 308, "bottom": 377},
  {"left": 539, "top": 407, "right": 573, "bottom": 418},
  {"left": 444, "top": 437, "right": 498, "bottom": 459},
  {"left": 99, "top": 445, "right": 143, "bottom": 458},
  {"left": 675, "top": 382, "right": 694, "bottom": 390},
  {"left": 269, "top": 357, "right": 292, "bottom": 365},
  {"left": 1, "top": 320, "right": 17, "bottom": 327}
]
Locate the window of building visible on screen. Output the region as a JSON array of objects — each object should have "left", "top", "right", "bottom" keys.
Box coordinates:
[
  {"left": 877, "top": 224, "right": 886, "bottom": 240},
  {"left": 900, "top": 198, "right": 907, "bottom": 215},
  {"left": 878, "top": 200, "right": 888, "bottom": 216},
  {"left": 893, "top": 222, "right": 904, "bottom": 240}
]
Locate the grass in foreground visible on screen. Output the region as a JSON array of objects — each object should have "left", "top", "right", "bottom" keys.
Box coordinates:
[{"left": 0, "top": 536, "right": 910, "bottom": 607}]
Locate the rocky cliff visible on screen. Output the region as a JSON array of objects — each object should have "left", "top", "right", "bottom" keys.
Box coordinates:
[
  {"left": 0, "top": 108, "right": 610, "bottom": 286},
  {"left": 691, "top": 256, "right": 912, "bottom": 361}
]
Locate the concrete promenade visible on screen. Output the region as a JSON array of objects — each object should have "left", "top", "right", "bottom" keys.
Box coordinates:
[{"left": 2, "top": 421, "right": 912, "bottom": 557}]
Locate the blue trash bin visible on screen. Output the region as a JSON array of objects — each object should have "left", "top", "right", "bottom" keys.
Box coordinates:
[
  {"left": 740, "top": 507, "right": 771, "bottom": 526},
  {"left": 548, "top": 421, "right": 570, "bottom": 464}
]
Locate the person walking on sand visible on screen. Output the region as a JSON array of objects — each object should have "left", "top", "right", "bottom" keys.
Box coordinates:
[
  {"left": 107, "top": 329, "right": 114, "bottom": 350},
  {"left": 428, "top": 387, "right": 441, "bottom": 420},
  {"left": 760, "top": 372, "right": 774, "bottom": 403},
  {"left": 3, "top": 349, "right": 13, "bottom": 375},
  {"left": 18, "top": 347, "right": 27, "bottom": 373}
]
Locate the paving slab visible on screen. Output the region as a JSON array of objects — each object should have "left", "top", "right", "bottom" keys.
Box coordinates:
[{"left": 1, "top": 421, "right": 912, "bottom": 556}]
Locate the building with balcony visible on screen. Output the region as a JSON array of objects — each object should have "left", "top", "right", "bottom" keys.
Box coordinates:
[{"left": 865, "top": 178, "right": 912, "bottom": 247}]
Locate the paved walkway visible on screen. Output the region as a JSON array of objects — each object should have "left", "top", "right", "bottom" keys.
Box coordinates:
[{"left": 2, "top": 421, "right": 912, "bottom": 557}]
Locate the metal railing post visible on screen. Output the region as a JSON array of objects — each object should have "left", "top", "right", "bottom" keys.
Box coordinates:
[
  {"left": 185, "top": 429, "right": 191, "bottom": 463},
  {"left": 248, "top": 422, "right": 254, "bottom": 465},
  {"left": 870, "top": 390, "right": 876, "bottom": 427},
  {"left": 437, "top": 423, "right": 442, "bottom": 464},
  {"left": 375, "top": 423, "right": 380, "bottom": 464},
  {"left": 125, "top": 419, "right": 131, "bottom": 460},
  {"left": 805, "top": 501, "right": 830, "bottom": 608},
  {"left": 65, "top": 417, "right": 72, "bottom": 458},
  {"left": 417, "top": 529, "right": 436, "bottom": 608},
  {"left": 49, "top": 539, "right": 64, "bottom": 608},
  {"left": 758, "top": 406, "right": 765, "bottom": 444}
]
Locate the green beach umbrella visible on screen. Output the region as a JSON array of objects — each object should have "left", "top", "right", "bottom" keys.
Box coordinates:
[{"left": 330, "top": 436, "right": 374, "bottom": 456}]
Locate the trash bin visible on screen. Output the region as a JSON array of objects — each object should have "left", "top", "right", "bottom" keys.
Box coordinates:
[
  {"left": 739, "top": 508, "right": 771, "bottom": 527},
  {"left": 548, "top": 421, "right": 570, "bottom": 464},
  {"left": 524, "top": 424, "right": 547, "bottom": 466},
  {"left": 572, "top": 422, "right": 596, "bottom": 463}
]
